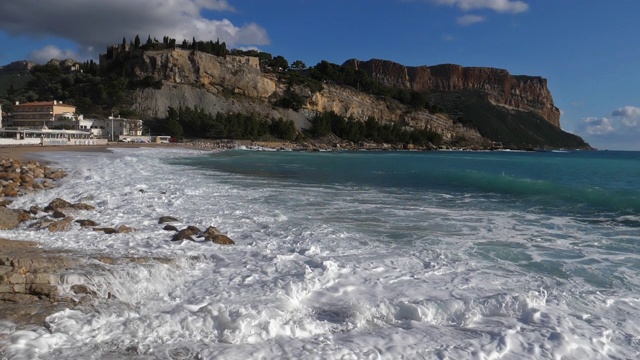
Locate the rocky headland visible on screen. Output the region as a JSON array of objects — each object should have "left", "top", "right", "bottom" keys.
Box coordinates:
[{"left": 108, "top": 49, "right": 588, "bottom": 150}]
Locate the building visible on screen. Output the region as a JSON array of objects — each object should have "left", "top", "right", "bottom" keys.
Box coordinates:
[
  {"left": 53, "top": 115, "right": 144, "bottom": 141},
  {"left": 227, "top": 55, "right": 260, "bottom": 70},
  {"left": 10, "top": 100, "right": 77, "bottom": 127}
]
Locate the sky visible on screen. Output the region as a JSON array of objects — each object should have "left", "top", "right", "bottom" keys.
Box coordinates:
[{"left": 0, "top": 0, "right": 638, "bottom": 150}]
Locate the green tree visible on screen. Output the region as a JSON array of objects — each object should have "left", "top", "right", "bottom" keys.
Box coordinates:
[
  {"left": 270, "top": 56, "right": 289, "bottom": 71},
  {"left": 134, "top": 35, "right": 141, "bottom": 49},
  {"left": 291, "top": 60, "right": 306, "bottom": 71}
]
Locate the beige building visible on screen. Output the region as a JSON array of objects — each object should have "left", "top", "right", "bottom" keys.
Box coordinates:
[{"left": 10, "top": 100, "right": 77, "bottom": 127}]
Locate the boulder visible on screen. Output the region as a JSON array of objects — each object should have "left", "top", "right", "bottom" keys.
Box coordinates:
[
  {"left": 72, "top": 203, "right": 95, "bottom": 211},
  {"left": 186, "top": 225, "right": 201, "bottom": 235},
  {"left": 29, "top": 205, "right": 41, "bottom": 215},
  {"left": 47, "top": 217, "right": 74, "bottom": 232},
  {"left": 75, "top": 219, "right": 98, "bottom": 227},
  {"left": 52, "top": 210, "right": 66, "bottom": 219},
  {"left": 116, "top": 225, "right": 135, "bottom": 233},
  {"left": 44, "top": 198, "right": 73, "bottom": 212},
  {"left": 209, "top": 234, "right": 235, "bottom": 245},
  {"left": 16, "top": 210, "right": 31, "bottom": 223},
  {"left": 163, "top": 224, "right": 178, "bottom": 231},
  {"left": 0, "top": 207, "right": 19, "bottom": 230},
  {"left": 171, "top": 229, "right": 195, "bottom": 242},
  {"left": 93, "top": 227, "right": 117, "bottom": 234},
  {"left": 200, "top": 226, "right": 222, "bottom": 239},
  {"left": 158, "top": 216, "right": 180, "bottom": 224}
]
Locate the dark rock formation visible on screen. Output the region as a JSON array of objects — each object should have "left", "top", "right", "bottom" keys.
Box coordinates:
[
  {"left": 159, "top": 216, "right": 180, "bottom": 224},
  {"left": 171, "top": 229, "right": 196, "bottom": 242}
]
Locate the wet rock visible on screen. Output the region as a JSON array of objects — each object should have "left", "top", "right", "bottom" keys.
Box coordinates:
[
  {"left": 72, "top": 202, "right": 95, "bottom": 211},
  {"left": 171, "top": 229, "right": 196, "bottom": 242},
  {"left": 0, "top": 207, "right": 19, "bottom": 230},
  {"left": 159, "top": 216, "right": 180, "bottom": 224},
  {"left": 200, "top": 226, "right": 222, "bottom": 239},
  {"left": 93, "top": 227, "right": 117, "bottom": 234},
  {"left": 209, "top": 234, "right": 235, "bottom": 245},
  {"left": 0, "top": 200, "right": 13, "bottom": 207},
  {"left": 16, "top": 210, "right": 31, "bottom": 223},
  {"left": 75, "top": 219, "right": 98, "bottom": 227},
  {"left": 47, "top": 217, "right": 74, "bottom": 232},
  {"left": 29, "top": 205, "right": 41, "bottom": 215},
  {"left": 44, "top": 198, "right": 73, "bottom": 212},
  {"left": 116, "top": 225, "right": 135, "bottom": 233},
  {"left": 163, "top": 224, "right": 178, "bottom": 231},
  {"left": 52, "top": 210, "right": 66, "bottom": 219},
  {"left": 186, "top": 225, "right": 201, "bottom": 235}
]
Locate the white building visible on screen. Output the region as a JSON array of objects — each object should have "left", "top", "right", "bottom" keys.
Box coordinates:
[{"left": 53, "top": 115, "right": 144, "bottom": 141}]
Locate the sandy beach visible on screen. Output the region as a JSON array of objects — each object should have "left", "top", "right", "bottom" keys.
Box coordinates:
[{"left": 0, "top": 143, "right": 182, "bottom": 162}]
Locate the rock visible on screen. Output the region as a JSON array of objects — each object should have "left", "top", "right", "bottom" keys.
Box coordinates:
[
  {"left": 29, "top": 205, "right": 41, "bottom": 215},
  {"left": 52, "top": 210, "right": 66, "bottom": 219},
  {"left": 93, "top": 227, "right": 117, "bottom": 234},
  {"left": 158, "top": 216, "right": 180, "bottom": 224},
  {"left": 171, "top": 229, "right": 195, "bottom": 242},
  {"left": 0, "top": 200, "right": 13, "bottom": 207},
  {"left": 44, "top": 198, "right": 73, "bottom": 212},
  {"left": 75, "top": 219, "right": 98, "bottom": 227},
  {"left": 163, "top": 224, "right": 178, "bottom": 231},
  {"left": 116, "top": 225, "right": 135, "bottom": 233},
  {"left": 138, "top": 189, "right": 146, "bottom": 193},
  {"left": 209, "top": 234, "right": 235, "bottom": 245},
  {"left": 200, "top": 226, "right": 222, "bottom": 239},
  {"left": 2, "top": 187, "right": 19, "bottom": 197},
  {"left": 46, "top": 170, "right": 66, "bottom": 180},
  {"left": 16, "top": 210, "right": 31, "bottom": 223},
  {"left": 73, "top": 202, "right": 95, "bottom": 211},
  {"left": 0, "top": 207, "right": 19, "bottom": 229},
  {"left": 47, "top": 217, "right": 74, "bottom": 232},
  {"left": 186, "top": 225, "right": 201, "bottom": 235}
]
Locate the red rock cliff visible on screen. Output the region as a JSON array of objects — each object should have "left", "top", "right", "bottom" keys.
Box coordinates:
[{"left": 344, "top": 59, "right": 561, "bottom": 127}]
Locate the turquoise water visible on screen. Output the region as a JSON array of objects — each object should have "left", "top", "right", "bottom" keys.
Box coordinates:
[{"left": 175, "top": 150, "right": 640, "bottom": 220}]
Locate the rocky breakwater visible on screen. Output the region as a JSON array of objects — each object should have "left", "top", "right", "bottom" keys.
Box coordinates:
[{"left": 344, "top": 58, "right": 561, "bottom": 127}]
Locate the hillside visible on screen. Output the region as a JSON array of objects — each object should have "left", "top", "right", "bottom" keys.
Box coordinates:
[{"left": 0, "top": 47, "right": 591, "bottom": 150}]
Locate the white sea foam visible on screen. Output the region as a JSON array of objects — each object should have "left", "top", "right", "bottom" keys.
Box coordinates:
[{"left": 1, "top": 147, "right": 639, "bottom": 359}]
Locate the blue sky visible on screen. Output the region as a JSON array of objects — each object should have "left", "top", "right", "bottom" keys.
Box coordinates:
[{"left": 0, "top": 0, "right": 638, "bottom": 150}]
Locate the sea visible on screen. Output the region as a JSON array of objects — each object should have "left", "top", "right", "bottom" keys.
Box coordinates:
[{"left": 1, "top": 147, "right": 639, "bottom": 359}]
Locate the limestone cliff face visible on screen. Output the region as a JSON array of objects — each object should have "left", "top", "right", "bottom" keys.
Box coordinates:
[
  {"left": 130, "top": 50, "right": 277, "bottom": 99},
  {"left": 129, "top": 50, "right": 459, "bottom": 139},
  {"left": 344, "top": 59, "right": 561, "bottom": 127}
]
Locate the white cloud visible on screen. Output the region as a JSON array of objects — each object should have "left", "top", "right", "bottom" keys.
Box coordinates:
[
  {"left": 457, "top": 14, "right": 486, "bottom": 26},
  {"left": 29, "top": 45, "right": 79, "bottom": 63},
  {"left": 0, "top": 0, "right": 268, "bottom": 60},
  {"left": 432, "top": 0, "right": 529, "bottom": 13},
  {"left": 612, "top": 105, "right": 640, "bottom": 127},
  {"left": 582, "top": 117, "right": 615, "bottom": 135}
]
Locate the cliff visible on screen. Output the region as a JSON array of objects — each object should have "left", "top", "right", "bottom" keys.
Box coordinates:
[
  {"left": 97, "top": 50, "right": 589, "bottom": 149},
  {"left": 343, "top": 59, "right": 561, "bottom": 127},
  {"left": 125, "top": 50, "right": 462, "bottom": 141}
]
